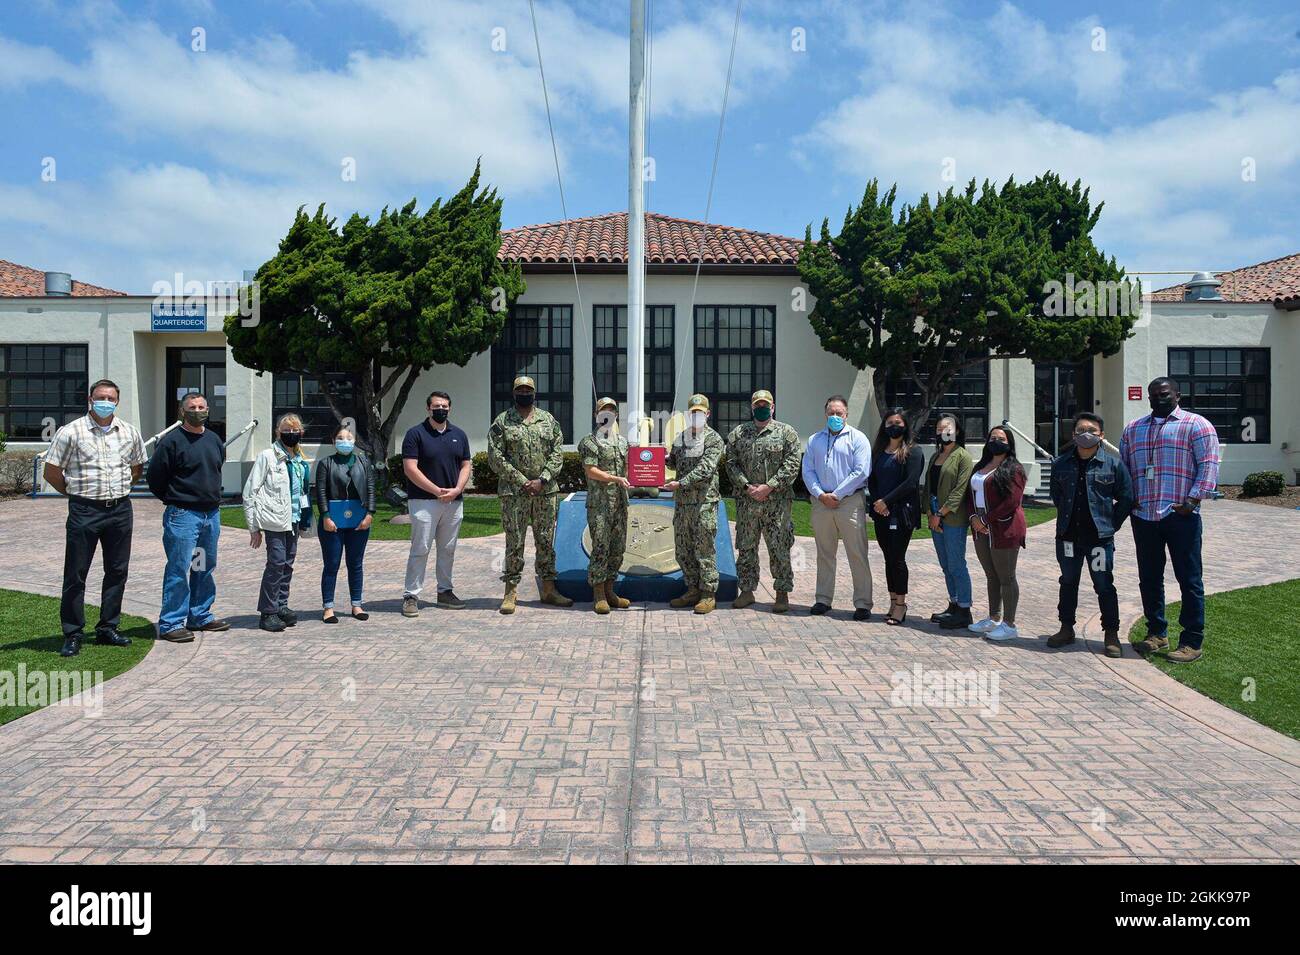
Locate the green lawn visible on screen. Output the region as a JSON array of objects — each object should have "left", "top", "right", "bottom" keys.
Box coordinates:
[
  {"left": 0, "top": 588, "right": 154, "bottom": 725},
  {"left": 1129, "top": 578, "right": 1300, "bottom": 741},
  {"left": 221, "top": 497, "right": 1055, "bottom": 541},
  {"left": 220, "top": 497, "right": 504, "bottom": 540}
]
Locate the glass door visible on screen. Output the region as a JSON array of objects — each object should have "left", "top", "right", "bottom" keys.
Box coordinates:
[
  {"left": 166, "top": 347, "right": 227, "bottom": 440},
  {"left": 1034, "top": 360, "right": 1093, "bottom": 455}
]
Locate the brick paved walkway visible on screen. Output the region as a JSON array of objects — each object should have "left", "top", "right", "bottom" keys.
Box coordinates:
[{"left": 1, "top": 497, "right": 1298, "bottom": 864}]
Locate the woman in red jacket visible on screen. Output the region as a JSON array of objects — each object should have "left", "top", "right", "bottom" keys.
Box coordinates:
[{"left": 966, "top": 426, "right": 1027, "bottom": 642}]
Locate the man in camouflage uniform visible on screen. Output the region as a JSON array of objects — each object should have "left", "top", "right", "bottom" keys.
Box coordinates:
[
  {"left": 664, "top": 394, "right": 724, "bottom": 614},
  {"left": 486, "top": 375, "right": 573, "bottom": 614},
  {"left": 725, "top": 390, "right": 803, "bottom": 613},
  {"left": 578, "top": 397, "right": 632, "bottom": 615}
]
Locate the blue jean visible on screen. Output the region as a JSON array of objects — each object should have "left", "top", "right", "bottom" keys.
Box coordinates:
[
  {"left": 159, "top": 505, "right": 221, "bottom": 634},
  {"left": 931, "top": 523, "right": 972, "bottom": 607},
  {"left": 320, "top": 526, "right": 369, "bottom": 608},
  {"left": 1131, "top": 512, "right": 1205, "bottom": 649}
]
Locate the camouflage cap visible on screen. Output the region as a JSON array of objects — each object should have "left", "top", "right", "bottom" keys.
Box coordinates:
[
  {"left": 512, "top": 375, "right": 536, "bottom": 390},
  {"left": 595, "top": 396, "right": 619, "bottom": 411},
  {"left": 751, "top": 389, "right": 774, "bottom": 406},
  {"left": 687, "top": 394, "right": 710, "bottom": 412}
]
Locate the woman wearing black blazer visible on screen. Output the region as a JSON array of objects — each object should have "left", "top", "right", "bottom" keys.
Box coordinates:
[
  {"left": 867, "top": 408, "right": 925, "bottom": 625},
  {"left": 314, "top": 425, "right": 377, "bottom": 622}
]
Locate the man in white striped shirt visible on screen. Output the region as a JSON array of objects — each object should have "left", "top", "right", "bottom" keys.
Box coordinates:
[{"left": 43, "top": 379, "right": 146, "bottom": 657}]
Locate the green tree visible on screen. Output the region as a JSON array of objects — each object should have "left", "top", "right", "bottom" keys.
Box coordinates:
[
  {"left": 224, "top": 162, "right": 524, "bottom": 475},
  {"left": 799, "top": 173, "right": 1138, "bottom": 437}
]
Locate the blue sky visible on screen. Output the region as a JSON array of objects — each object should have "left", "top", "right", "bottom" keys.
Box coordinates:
[{"left": 2, "top": 0, "right": 1299, "bottom": 292}]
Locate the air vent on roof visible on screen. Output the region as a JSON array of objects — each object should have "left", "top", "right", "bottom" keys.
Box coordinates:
[
  {"left": 1184, "top": 271, "right": 1222, "bottom": 301},
  {"left": 44, "top": 271, "right": 72, "bottom": 296}
]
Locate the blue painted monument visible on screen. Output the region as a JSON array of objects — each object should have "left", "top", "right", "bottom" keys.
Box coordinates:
[{"left": 554, "top": 492, "right": 737, "bottom": 603}]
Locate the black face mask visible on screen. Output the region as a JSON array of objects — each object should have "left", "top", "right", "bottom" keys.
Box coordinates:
[
  {"left": 987, "top": 440, "right": 1010, "bottom": 457},
  {"left": 514, "top": 392, "right": 535, "bottom": 407},
  {"left": 884, "top": 424, "right": 906, "bottom": 439},
  {"left": 429, "top": 408, "right": 449, "bottom": 423},
  {"left": 280, "top": 431, "right": 301, "bottom": 448},
  {"left": 1150, "top": 396, "right": 1177, "bottom": 417}
]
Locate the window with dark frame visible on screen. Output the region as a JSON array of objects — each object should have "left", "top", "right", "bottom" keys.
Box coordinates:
[
  {"left": 0, "top": 344, "right": 89, "bottom": 440},
  {"left": 592, "top": 304, "right": 674, "bottom": 441},
  {"left": 884, "top": 359, "right": 990, "bottom": 444},
  {"left": 491, "top": 304, "right": 573, "bottom": 440},
  {"left": 1169, "top": 347, "right": 1270, "bottom": 444},
  {"left": 271, "top": 371, "right": 368, "bottom": 445},
  {"left": 693, "top": 305, "right": 776, "bottom": 438}
]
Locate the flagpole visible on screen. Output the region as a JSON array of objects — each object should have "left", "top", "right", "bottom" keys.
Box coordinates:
[{"left": 627, "top": 0, "right": 646, "bottom": 446}]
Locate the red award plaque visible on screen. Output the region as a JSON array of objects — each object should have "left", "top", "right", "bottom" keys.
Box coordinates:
[{"left": 628, "top": 445, "right": 667, "bottom": 487}]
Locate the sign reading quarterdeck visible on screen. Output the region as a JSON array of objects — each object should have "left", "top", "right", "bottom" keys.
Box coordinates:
[{"left": 150, "top": 302, "right": 207, "bottom": 332}]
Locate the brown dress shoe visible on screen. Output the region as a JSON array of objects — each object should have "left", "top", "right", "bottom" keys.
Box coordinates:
[
  {"left": 772, "top": 591, "right": 790, "bottom": 614},
  {"left": 694, "top": 593, "right": 716, "bottom": 614},
  {"left": 1134, "top": 634, "right": 1169, "bottom": 655},
  {"left": 732, "top": 590, "right": 755, "bottom": 609},
  {"left": 670, "top": 587, "right": 701, "bottom": 608},
  {"left": 1166, "top": 645, "right": 1203, "bottom": 663}
]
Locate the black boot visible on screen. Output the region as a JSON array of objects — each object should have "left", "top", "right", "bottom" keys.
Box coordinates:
[
  {"left": 260, "top": 613, "right": 287, "bottom": 633},
  {"left": 930, "top": 601, "right": 957, "bottom": 623},
  {"left": 938, "top": 606, "right": 973, "bottom": 629},
  {"left": 277, "top": 607, "right": 297, "bottom": 627}
]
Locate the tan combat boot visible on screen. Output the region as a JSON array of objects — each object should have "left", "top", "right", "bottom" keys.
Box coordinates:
[
  {"left": 694, "top": 592, "right": 716, "bottom": 614},
  {"left": 670, "top": 586, "right": 701, "bottom": 608},
  {"left": 540, "top": 579, "right": 574, "bottom": 607},
  {"left": 499, "top": 585, "right": 517, "bottom": 615},
  {"left": 772, "top": 591, "right": 790, "bottom": 614},
  {"left": 732, "top": 590, "right": 755, "bottom": 609},
  {"left": 605, "top": 581, "right": 631, "bottom": 610},
  {"left": 593, "top": 584, "right": 610, "bottom": 615}
]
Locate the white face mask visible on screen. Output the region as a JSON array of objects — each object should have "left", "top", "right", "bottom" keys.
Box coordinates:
[{"left": 689, "top": 411, "right": 707, "bottom": 429}]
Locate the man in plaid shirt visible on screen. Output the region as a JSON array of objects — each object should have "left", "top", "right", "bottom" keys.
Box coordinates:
[{"left": 1120, "top": 377, "right": 1220, "bottom": 663}]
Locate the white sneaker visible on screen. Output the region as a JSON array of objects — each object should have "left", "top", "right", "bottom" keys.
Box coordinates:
[
  {"left": 985, "top": 622, "right": 1020, "bottom": 642},
  {"left": 968, "top": 617, "right": 999, "bottom": 634}
]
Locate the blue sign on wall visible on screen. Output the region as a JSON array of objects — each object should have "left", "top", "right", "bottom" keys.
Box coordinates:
[{"left": 150, "top": 302, "right": 208, "bottom": 332}]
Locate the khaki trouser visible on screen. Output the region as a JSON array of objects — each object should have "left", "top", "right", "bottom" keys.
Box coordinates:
[
  {"left": 404, "top": 498, "right": 464, "bottom": 596},
  {"left": 810, "top": 491, "right": 874, "bottom": 610}
]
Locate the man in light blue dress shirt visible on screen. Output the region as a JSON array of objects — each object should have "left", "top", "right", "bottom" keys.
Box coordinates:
[{"left": 801, "top": 395, "right": 875, "bottom": 620}]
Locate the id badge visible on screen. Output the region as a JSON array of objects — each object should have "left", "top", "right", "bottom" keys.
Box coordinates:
[
  {"left": 890, "top": 521, "right": 898, "bottom": 531},
  {"left": 1145, "top": 466, "right": 1155, "bottom": 480},
  {"left": 1063, "top": 541, "right": 1074, "bottom": 558},
  {"left": 299, "top": 493, "right": 310, "bottom": 509}
]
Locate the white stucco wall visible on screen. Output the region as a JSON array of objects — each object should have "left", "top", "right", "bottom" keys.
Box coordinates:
[{"left": 4, "top": 284, "right": 1296, "bottom": 493}]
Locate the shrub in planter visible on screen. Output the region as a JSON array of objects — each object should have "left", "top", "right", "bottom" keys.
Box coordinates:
[
  {"left": 1241, "top": 470, "right": 1286, "bottom": 498},
  {"left": 0, "top": 451, "right": 38, "bottom": 495}
]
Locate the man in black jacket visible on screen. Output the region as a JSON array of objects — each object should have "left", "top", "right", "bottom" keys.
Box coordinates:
[
  {"left": 146, "top": 392, "right": 229, "bottom": 641},
  {"left": 1048, "top": 412, "right": 1134, "bottom": 656}
]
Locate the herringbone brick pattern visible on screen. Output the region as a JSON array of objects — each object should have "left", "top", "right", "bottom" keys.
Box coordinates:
[{"left": 1, "top": 497, "right": 1297, "bottom": 864}]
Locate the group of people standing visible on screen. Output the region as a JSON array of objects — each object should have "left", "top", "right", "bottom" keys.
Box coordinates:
[{"left": 45, "top": 374, "right": 1218, "bottom": 665}]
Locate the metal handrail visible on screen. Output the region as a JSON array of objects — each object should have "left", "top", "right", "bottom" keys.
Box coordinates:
[
  {"left": 28, "top": 418, "right": 257, "bottom": 496},
  {"left": 223, "top": 418, "right": 258, "bottom": 448},
  {"left": 1001, "top": 419, "right": 1119, "bottom": 459}
]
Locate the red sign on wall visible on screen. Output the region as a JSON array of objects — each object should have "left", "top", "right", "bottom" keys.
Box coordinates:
[
  {"left": 628, "top": 446, "right": 667, "bottom": 487},
  {"left": 1128, "top": 386, "right": 1144, "bottom": 400}
]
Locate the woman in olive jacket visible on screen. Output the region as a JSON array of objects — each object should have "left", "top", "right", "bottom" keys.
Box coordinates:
[
  {"left": 314, "top": 425, "right": 377, "bottom": 622},
  {"left": 921, "top": 414, "right": 976, "bottom": 629}
]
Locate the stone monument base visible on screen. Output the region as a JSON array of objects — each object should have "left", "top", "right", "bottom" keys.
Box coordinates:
[{"left": 554, "top": 493, "right": 738, "bottom": 603}]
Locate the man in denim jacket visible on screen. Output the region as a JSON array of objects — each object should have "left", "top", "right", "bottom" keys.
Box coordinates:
[{"left": 1048, "top": 412, "right": 1134, "bottom": 657}]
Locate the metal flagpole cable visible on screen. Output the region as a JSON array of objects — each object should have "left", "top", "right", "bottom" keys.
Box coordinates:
[
  {"left": 528, "top": 0, "right": 598, "bottom": 411},
  {"left": 677, "top": 0, "right": 743, "bottom": 390}
]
